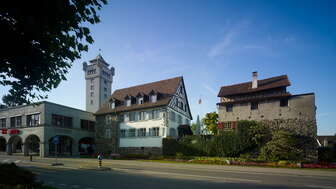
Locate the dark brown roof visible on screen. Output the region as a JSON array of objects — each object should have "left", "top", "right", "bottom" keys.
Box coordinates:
[
  {"left": 95, "top": 77, "right": 182, "bottom": 115},
  {"left": 218, "top": 75, "right": 291, "bottom": 97},
  {"left": 216, "top": 92, "right": 291, "bottom": 105}
]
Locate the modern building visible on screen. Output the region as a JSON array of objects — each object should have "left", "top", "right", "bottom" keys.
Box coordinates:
[
  {"left": 0, "top": 101, "right": 95, "bottom": 157},
  {"left": 83, "top": 54, "right": 115, "bottom": 113},
  {"left": 95, "top": 76, "right": 192, "bottom": 155}
]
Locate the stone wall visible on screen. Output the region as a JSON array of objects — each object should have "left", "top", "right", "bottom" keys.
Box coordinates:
[{"left": 218, "top": 93, "right": 316, "bottom": 122}]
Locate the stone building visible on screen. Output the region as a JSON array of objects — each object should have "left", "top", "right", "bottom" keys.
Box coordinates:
[
  {"left": 0, "top": 101, "right": 95, "bottom": 157},
  {"left": 83, "top": 54, "right": 115, "bottom": 113},
  {"left": 217, "top": 72, "right": 317, "bottom": 159},
  {"left": 95, "top": 76, "right": 192, "bottom": 155}
]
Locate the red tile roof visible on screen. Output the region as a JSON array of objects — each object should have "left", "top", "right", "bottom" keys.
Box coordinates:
[
  {"left": 218, "top": 75, "right": 291, "bottom": 97},
  {"left": 95, "top": 77, "right": 182, "bottom": 115}
]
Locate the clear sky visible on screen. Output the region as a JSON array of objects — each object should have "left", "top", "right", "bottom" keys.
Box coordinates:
[{"left": 1, "top": 0, "right": 335, "bottom": 135}]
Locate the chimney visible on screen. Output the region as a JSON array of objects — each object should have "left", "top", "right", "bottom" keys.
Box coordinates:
[{"left": 252, "top": 71, "right": 258, "bottom": 89}]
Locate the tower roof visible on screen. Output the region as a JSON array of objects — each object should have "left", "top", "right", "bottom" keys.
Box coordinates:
[{"left": 89, "top": 54, "right": 109, "bottom": 66}]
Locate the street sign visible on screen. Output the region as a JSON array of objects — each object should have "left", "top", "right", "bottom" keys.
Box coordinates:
[{"left": 52, "top": 136, "right": 59, "bottom": 144}]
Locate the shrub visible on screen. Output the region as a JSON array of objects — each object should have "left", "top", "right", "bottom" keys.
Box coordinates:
[
  {"left": 318, "top": 147, "right": 335, "bottom": 163},
  {"left": 0, "top": 163, "right": 42, "bottom": 188},
  {"left": 259, "top": 130, "right": 304, "bottom": 161}
]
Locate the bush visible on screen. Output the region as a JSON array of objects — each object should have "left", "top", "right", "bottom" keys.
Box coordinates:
[
  {"left": 120, "top": 154, "right": 150, "bottom": 159},
  {"left": 259, "top": 130, "right": 304, "bottom": 161},
  {"left": 318, "top": 147, "right": 335, "bottom": 163},
  {"left": 0, "top": 163, "right": 42, "bottom": 188}
]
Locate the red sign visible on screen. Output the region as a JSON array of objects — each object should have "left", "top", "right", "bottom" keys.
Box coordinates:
[
  {"left": 9, "top": 129, "right": 20, "bottom": 135},
  {"left": 1, "top": 128, "right": 7, "bottom": 134}
]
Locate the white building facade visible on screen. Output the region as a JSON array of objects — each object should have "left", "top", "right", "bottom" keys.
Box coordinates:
[{"left": 95, "top": 76, "right": 192, "bottom": 155}]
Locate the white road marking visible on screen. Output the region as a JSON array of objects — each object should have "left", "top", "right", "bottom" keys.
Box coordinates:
[
  {"left": 71, "top": 185, "right": 79, "bottom": 188},
  {"left": 306, "top": 185, "right": 336, "bottom": 189},
  {"left": 114, "top": 168, "right": 260, "bottom": 183},
  {"left": 14, "top": 160, "right": 21, "bottom": 163}
]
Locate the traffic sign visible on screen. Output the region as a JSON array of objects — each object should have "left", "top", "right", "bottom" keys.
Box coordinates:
[{"left": 52, "top": 136, "right": 59, "bottom": 144}]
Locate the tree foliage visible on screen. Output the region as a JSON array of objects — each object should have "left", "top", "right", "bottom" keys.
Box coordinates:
[
  {"left": 0, "top": 0, "right": 107, "bottom": 105},
  {"left": 202, "top": 112, "right": 218, "bottom": 134},
  {"left": 259, "top": 130, "right": 304, "bottom": 161}
]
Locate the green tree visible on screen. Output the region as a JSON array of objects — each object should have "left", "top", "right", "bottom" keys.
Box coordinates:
[
  {"left": 260, "top": 130, "right": 303, "bottom": 161},
  {"left": 191, "top": 123, "right": 197, "bottom": 134},
  {"left": 202, "top": 112, "right": 218, "bottom": 134},
  {"left": 0, "top": 0, "right": 107, "bottom": 104}
]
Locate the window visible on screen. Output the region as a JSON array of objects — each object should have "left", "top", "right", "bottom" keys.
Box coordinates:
[
  {"left": 104, "top": 94, "right": 107, "bottom": 99},
  {"left": 120, "top": 129, "right": 126, "bottom": 137},
  {"left": 126, "top": 99, "right": 131, "bottom": 107},
  {"left": 169, "top": 111, "right": 176, "bottom": 121},
  {"left": 106, "top": 115, "right": 112, "bottom": 124},
  {"left": 138, "top": 97, "right": 144, "bottom": 104},
  {"left": 105, "top": 128, "right": 111, "bottom": 139},
  {"left": 52, "top": 114, "right": 73, "bottom": 128},
  {"left": 111, "top": 102, "right": 115, "bottom": 109},
  {"left": 251, "top": 102, "right": 258, "bottom": 110},
  {"left": 129, "top": 112, "right": 136, "bottom": 121},
  {"left": 177, "top": 114, "right": 182, "bottom": 124},
  {"left": 124, "top": 113, "right": 129, "bottom": 122},
  {"left": 280, "top": 99, "right": 288, "bottom": 107},
  {"left": 151, "top": 95, "right": 157, "bottom": 103},
  {"left": 88, "top": 69, "right": 96, "bottom": 75},
  {"left": 81, "top": 120, "right": 95, "bottom": 132},
  {"left": 138, "top": 128, "right": 146, "bottom": 137},
  {"left": 27, "top": 113, "right": 40, "bottom": 127},
  {"left": 144, "top": 111, "right": 150, "bottom": 120},
  {"left": 169, "top": 128, "right": 176, "bottom": 137},
  {"left": 150, "top": 127, "right": 160, "bottom": 136},
  {"left": 90, "top": 85, "right": 94, "bottom": 90},
  {"left": 226, "top": 104, "right": 233, "bottom": 112},
  {"left": 90, "top": 79, "right": 94, "bottom": 83},
  {"left": 128, "top": 128, "right": 136, "bottom": 137},
  {"left": 0, "top": 118, "right": 6, "bottom": 128},
  {"left": 90, "top": 100, "right": 93, "bottom": 105},
  {"left": 10, "top": 116, "right": 22, "bottom": 128},
  {"left": 104, "top": 79, "right": 107, "bottom": 85},
  {"left": 138, "top": 112, "right": 145, "bottom": 121},
  {"left": 90, "top": 92, "right": 94, "bottom": 97},
  {"left": 152, "top": 110, "right": 160, "bottom": 119},
  {"left": 104, "top": 87, "right": 107, "bottom": 92}
]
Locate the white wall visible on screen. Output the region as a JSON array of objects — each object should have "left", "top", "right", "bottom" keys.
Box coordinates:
[{"left": 119, "top": 118, "right": 166, "bottom": 147}]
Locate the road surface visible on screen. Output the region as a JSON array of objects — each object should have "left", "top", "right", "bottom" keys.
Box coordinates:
[{"left": 0, "top": 155, "right": 335, "bottom": 189}]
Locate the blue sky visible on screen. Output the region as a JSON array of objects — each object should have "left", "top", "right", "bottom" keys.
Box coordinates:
[{"left": 1, "top": 0, "right": 335, "bottom": 135}]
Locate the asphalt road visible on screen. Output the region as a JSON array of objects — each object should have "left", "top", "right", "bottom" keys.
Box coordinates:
[{"left": 1, "top": 155, "right": 335, "bottom": 189}]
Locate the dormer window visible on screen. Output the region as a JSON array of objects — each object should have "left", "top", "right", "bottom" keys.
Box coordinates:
[
  {"left": 136, "top": 92, "right": 145, "bottom": 105},
  {"left": 126, "top": 99, "right": 131, "bottom": 106},
  {"left": 125, "top": 95, "right": 132, "bottom": 107},
  {"left": 138, "top": 97, "right": 144, "bottom": 104},
  {"left": 149, "top": 90, "right": 158, "bottom": 103},
  {"left": 151, "top": 95, "right": 157, "bottom": 103}
]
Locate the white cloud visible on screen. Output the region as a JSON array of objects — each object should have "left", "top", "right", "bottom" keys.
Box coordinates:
[
  {"left": 208, "top": 20, "right": 250, "bottom": 59},
  {"left": 202, "top": 83, "right": 218, "bottom": 96}
]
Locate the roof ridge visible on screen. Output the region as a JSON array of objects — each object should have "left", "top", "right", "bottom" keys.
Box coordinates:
[
  {"left": 114, "top": 76, "right": 182, "bottom": 92},
  {"left": 219, "top": 75, "right": 287, "bottom": 88}
]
